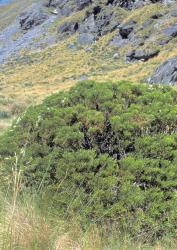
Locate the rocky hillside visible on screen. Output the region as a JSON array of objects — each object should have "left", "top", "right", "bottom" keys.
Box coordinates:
[{"left": 0, "top": 0, "right": 177, "bottom": 130}]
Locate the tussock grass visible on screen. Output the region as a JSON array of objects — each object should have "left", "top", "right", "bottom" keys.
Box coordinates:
[
  {"left": 0, "top": 196, "right": 176, "bottom": 250},
  {"left": 1, "top": 192, "right": 176, "bottom": 250},
  {"left": 0, "top": 151, "right": 176, "bottom": 249}
]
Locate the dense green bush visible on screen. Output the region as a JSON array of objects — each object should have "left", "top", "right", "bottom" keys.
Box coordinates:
[{"left": 0, "top": 81, "right": 177, "bottom": 241}]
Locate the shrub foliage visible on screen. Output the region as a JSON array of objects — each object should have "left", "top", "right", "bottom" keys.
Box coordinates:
[{"left": 0, "top": 81, "right": 177, "bottom": 240}]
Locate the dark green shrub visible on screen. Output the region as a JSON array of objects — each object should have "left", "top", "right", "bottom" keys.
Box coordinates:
[{"left": 0, "top": 81, "right": 177, "bottom": 241}]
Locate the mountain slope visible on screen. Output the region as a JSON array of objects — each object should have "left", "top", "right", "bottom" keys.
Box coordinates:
[
  {"left": 0, "top": 0, "right": 177, "bottom": 132},
  {"left": 0, "top": 2, "right": 177, "bottom": 248}
]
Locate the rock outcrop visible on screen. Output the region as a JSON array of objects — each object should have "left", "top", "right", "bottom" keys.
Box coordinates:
[
  {"left": 58, "top": 21, "right": 79, "bottom": 36},
  {"left": 148, "top": 57, "right": 177, "bottom": 85},
  {"left": 119, "top": 20, "right": 137, "bottom": 39},
  {"left": 126, "top": 49, "right": 159, "bottom": 62},
  {"left": 107, "top": 0, "right": 167, "bottom": 10},
  {"left": 57, "top": 3, "right": 123, "bottom": 43},
  {"left": 19, "top": 10, "right": 49, "bottom": 31}
]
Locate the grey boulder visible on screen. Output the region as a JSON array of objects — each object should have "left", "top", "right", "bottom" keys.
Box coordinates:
[
  {"left": 148, "top": 57, "right": 177, "bottom": 85},
  {"left": 163, "top": 23, "right": 177, "bottom": 38},
  {"left": 77, "top": 33, "right": 95, "bottom": 45},
  {"left": 126, "top": 49, "right": 159, "bottom": 62},
  {"left": 109, "top": 35, "right": 129, "bottom": 47}
]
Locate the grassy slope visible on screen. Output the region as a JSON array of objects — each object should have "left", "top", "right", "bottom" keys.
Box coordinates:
[
  {"left": 0, "top": 2, "right": 177, "bottom": 129},
  {"left": 1, "top": 3, "right": 177, "bottom": 100},
  {"left": 0, "top": 155, "right": 176, "bottom": 250},
  {"left": 0, "top": 0, "right": 39, "bottom": 132},
  {"left": 0, "top": 0, "right": 38, "bottom": 30}
]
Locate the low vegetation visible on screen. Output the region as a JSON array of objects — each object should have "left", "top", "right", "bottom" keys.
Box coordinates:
[{"left": 0, "top": 81, "right": 177, "bottom": 249}]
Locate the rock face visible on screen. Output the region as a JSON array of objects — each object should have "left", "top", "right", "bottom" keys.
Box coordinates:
[
  {"left": 110, "top": 18, "right": 151, "bottom": 48},
  {"left": 50, "top": 0, "right": 171, "bottom": 13},
  {"left": 19, "top": 10, "right": 49, "bottom": 31},
  {"left": 55, "top": 0, "right": 177, "bottom": 48},
  {"left": 79, "top": 6, "right": 120, "bottom": 37},
  {"left": 58, "top": 21, "right": 79, "bottom": 35},
  {"left": 107, "top": 0, "right": 136, "bottom": 9},
  {"left": 107, "top": 0, "right": 169, "bottom": 10},
  {"left": 57, "top": 4, "right": 122, "bottom": 43},
  {"left": 148, "top": 57, "right": 177, "bottom": 85}
]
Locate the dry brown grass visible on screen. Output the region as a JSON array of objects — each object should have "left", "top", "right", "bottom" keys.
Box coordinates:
[
  {"left": 0, "top": 1, "right": 177, "bottom": 134},
  {"left": 1, "top": 202, "right": 52, "bottom": 249},
  {"left": 1, "top": 203, "right": 175, "bottom": 250},
  {"left": 0, "top": 120, "right": 12, "bottom": 132},
  {"left": 0, "top": 163, "right": 175, "bottom": 250},
  {"left": 0, "top": 1, "right": 177, "bottom": 111}
]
